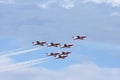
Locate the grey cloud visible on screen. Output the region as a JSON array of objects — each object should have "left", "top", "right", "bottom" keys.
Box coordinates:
[
  {"left": 37, "top": 0, "right": 77, "bottom": 9},
  {"left": 110, "top": 12, "right": 120, "bottom": 16},
  {"left": 0, "top": 0, "right": 15, "bottom": 4},
  {"left": 83, "top": 0, "right": 120, "bottom": 7},
  {"left": 0, "top": 56, "right": 13, "bottom": 66},
  {"left": 0, "top": 63, "right": 120, "bottom": 80}
]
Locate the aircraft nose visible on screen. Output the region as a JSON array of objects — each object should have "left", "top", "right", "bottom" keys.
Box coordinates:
[{"left": 71, "top": 44, "right": 73, "bottom": 46}]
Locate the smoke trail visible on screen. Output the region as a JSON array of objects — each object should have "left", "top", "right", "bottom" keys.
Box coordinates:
[
  {"left": 1, "top": 47, "right": 43, "bottom": 57},
  {"left": 0, "top": 48, "right": 22, "bottom": 55},
  {"left": 0, "top": 57, "right": 48, "bottom": 72}
]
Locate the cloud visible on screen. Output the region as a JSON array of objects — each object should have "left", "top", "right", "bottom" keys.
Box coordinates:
[
  {"left": 0, "top": 0, "right": 120, "bottom": 47},
  {"left": 83, "top": 0, "right": 120, "bottom": 7},
  {"left": 110, "top": 12, "right": 120, "bottom": 16},
  {"left": 37, "top": 0, "right": 120, "bottom": 9},
  {"left": 37, "top": 0, "right": 57, "bottom": 9},
  {"left": 37, "top": 0, "right": 76, "bottom": 9},
  {"left": 0, "top": 0, "right": 15, "bottom": 4},
  {"left": 0, "top": 62, "right": 120, "bottom": 80},
  {"left": 0, "top": 56, "right": 13, "bottom": 67},
  {"left": 61, "top": 0, "right": 76, "bottom": 9}
]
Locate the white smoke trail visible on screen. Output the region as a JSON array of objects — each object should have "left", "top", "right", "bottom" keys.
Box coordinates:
[
  {"left": 1, "top": 47, "right": 43, "bottom": 57},
  {"left": 0, "top": 48, "right": 22, "bottom": 55},
  {"left": 0, "top": 57, "right": 48, "bottom": 72}
]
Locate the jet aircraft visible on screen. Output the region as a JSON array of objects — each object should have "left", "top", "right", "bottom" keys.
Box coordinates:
[
  {"left": 46, "top": 51, "right": 71, "bottom": 59},
  {"left": 72, "top": 35, "right": 87, "bottom": 40},
  {"left": 46, "top": 52, "right": 60, "bottom": 57},
  {"left": 32, "top": 41, "right": 47, "bottom": 46},
  {"left": 47, "top": 42, "right": 61, "bottom": 47},
  {"left": 55, "top": 54, "right": 67, "bottom": 59},
  {"left": 61, "top": 44, "right": 73, "bottom": 48},
  {"left": 60, "top": 51, "right": 71, "bottom": 55}
]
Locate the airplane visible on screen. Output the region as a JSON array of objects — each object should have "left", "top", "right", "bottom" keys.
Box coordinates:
[
  {"left": 46, "top": 51, "right": 71, "bottom": 59},
  {"left": 60, "top": 51, "right": 71, "bottom": 55},
  {"left": 72, "top": 35, "right": 87, "bottom": 40},
  {"left": 61, "top": 44, "right": 73, "bottom": 48},
  {"left": 32, "top": 41, "right": 47, "bottom": 46},
  {"left": 46, "top": 52, "right": 60, "bottom": 57},
  {"left": 55, "top": 54, "right": 68, "bottom": 59},
  {"left": 47, "top": 42, "right": 61, "bottom": 47}
]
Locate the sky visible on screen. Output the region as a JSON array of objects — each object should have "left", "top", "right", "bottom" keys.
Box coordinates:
[{"left": 0, "top": 0, "right": 120, "bottom": 80}]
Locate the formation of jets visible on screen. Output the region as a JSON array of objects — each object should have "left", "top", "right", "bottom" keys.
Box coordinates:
[{"left": 32, "top": 35, "right": 86, "bottom": 59}]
